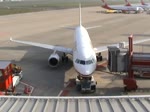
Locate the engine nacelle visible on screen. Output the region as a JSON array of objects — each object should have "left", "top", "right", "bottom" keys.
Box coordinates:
[
  {"left": 136, "top": 7, "right": 144, "bottom": 13},
  {"left": 48, "top": 53, "right": 60, "bottom": 67}
]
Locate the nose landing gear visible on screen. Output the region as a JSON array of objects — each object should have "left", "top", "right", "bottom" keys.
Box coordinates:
[
  {"left": 96, "top": 53, "right": 102, "bottom": 62},
  {"left": 62, "top": 53, "right": 68, "bottom": 63}
]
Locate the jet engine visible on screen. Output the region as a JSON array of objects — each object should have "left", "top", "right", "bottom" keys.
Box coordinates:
[
  {"left": 48, "top": 52, "right": 60, "bottom": 67},
  {"left": 136, "top": 7, "right": 144, "bottom": 13}
]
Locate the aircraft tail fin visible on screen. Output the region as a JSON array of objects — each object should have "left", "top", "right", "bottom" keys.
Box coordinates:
[
  {"left": 141, "top": 0, "right": 146, "bottom": 5},
  {"left": 124, "top": 0, "right": 131, "bottom": 6},
  {"left": 79, "top": 4, "right": 82, "bottom": 26},
  {"left": 62, "top": 4, "right": 102, "bottom": 30},
  {"left": 101, "top": 0, "right": 111, "bottom": 9}
]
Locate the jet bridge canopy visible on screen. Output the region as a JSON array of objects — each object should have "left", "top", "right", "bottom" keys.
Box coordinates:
[{"left": 0, "top": 95, "right": 149, "bottom": 112}]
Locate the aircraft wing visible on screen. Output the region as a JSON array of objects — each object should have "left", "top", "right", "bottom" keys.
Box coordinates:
[
  {"left": 10, "top": 38, "right": 73, "bottom": 54},
  {"left": 94, "top": 38, "right": 150, "bottom": 53}
]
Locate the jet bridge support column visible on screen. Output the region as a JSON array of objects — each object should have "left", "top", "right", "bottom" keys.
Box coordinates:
[{"left": 123, "top": 35, "right": 138, "bottom": 91}]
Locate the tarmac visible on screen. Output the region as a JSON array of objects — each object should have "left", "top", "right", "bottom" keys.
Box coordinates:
[{"left": 0, "top": 6, "right": 149, "bottom": 96}]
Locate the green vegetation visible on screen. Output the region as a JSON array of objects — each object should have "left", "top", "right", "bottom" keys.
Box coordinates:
[
  {"left": 0, "top": 8, "right": 37, "bottom": 15},
  {"left": 0, "top": 1, "right": 100, "bottom": 15},
  {"left": 0, "top": 0, "right": 144, "bottom": 15}
]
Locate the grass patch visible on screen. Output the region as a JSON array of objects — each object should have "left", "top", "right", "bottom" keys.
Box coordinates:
[
  {"left": 0, "top": 1, "right": 101, "bottom": 15},
  {"left": 0, "top": 0, "right": 142, "bottom": 15}
]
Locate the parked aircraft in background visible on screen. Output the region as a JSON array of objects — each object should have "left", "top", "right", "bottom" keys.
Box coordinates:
[
  {"left": 124, "top": 0, "right": 150, "bottom": 11},
  {"left": 101, "top": 0, "right": 144, "bottom": 13}
]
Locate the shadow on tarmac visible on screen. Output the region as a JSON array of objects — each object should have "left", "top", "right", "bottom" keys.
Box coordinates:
[{"left": 0, "top": 45, "right": 73, "bottom": 96}]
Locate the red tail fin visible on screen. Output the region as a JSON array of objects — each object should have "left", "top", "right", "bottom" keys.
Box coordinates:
[
  {"left": 101, "top": 0, "right": 111, "bottom": 9},
  {"left": 124, "top": 0, "right": 131, "bottom": 6},
  {"left": 141, "top": 0, "right": 146, "bottom": 5},
  {"left": 101, "top": 0, "right": 107, "bottom": 6}
]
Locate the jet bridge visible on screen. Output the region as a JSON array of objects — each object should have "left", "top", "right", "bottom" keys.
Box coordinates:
[
  {"left": 132, "top": 52, "right": 150, "bottom": 75},
  {"left": 107, "top": 46, "right": 129, "bottom": 72},
  {"left": 108, "top": 35, "right": 150, "bottom": 91}
]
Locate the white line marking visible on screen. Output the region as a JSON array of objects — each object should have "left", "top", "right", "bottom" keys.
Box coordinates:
[{"left": 57, "top": 81, "right": 71, "bottom": 96}]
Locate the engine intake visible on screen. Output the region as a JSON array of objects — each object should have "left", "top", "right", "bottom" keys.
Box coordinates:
[
  {"left": 48, "top": 53, "right": 60, "bottom": 67},
  {"left": 136, "top": 7, "right": 144, "bottom": 13}
]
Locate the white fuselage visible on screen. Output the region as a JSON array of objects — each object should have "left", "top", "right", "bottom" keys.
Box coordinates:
[
  {"left": 73, "top": 25, "right": 97, "bottom": 77},
  {"left": 140, "top": 4, "right": 150, "bottom": 10},
  {"left": 108, "top": 5, "right": 143, "bottom": 12}
]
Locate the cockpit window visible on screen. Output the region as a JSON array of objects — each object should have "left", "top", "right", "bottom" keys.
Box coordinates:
[
  {"left": 75, "top": 58, "right": 94, "bottom": 65},
  {"left": 75, "top": 59, "right": 80, "bottom": 63},
  {"left": 85, "top": 60, "right": 93, "bottom": 64},
  {"left": 80, "top": 60, "right": 85, "bottom": 65}
]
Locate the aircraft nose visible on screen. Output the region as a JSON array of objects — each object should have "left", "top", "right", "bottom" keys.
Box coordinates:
[
  {"left": 79, "top": 65, "right": 95, "bottom": 76},
  {"left": 84, "top": 69, "right": 92, "bottom": 75}
]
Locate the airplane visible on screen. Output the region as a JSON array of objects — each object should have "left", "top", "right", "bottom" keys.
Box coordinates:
[
  {"left": 101, "top": 0, "right": 144, "bottom": 13},
  {"left": 10, "top": 5, "right": 150, "bottom": 92},
  {"left": 124, "top": 0, "right": 150, "bottom": 11}
]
